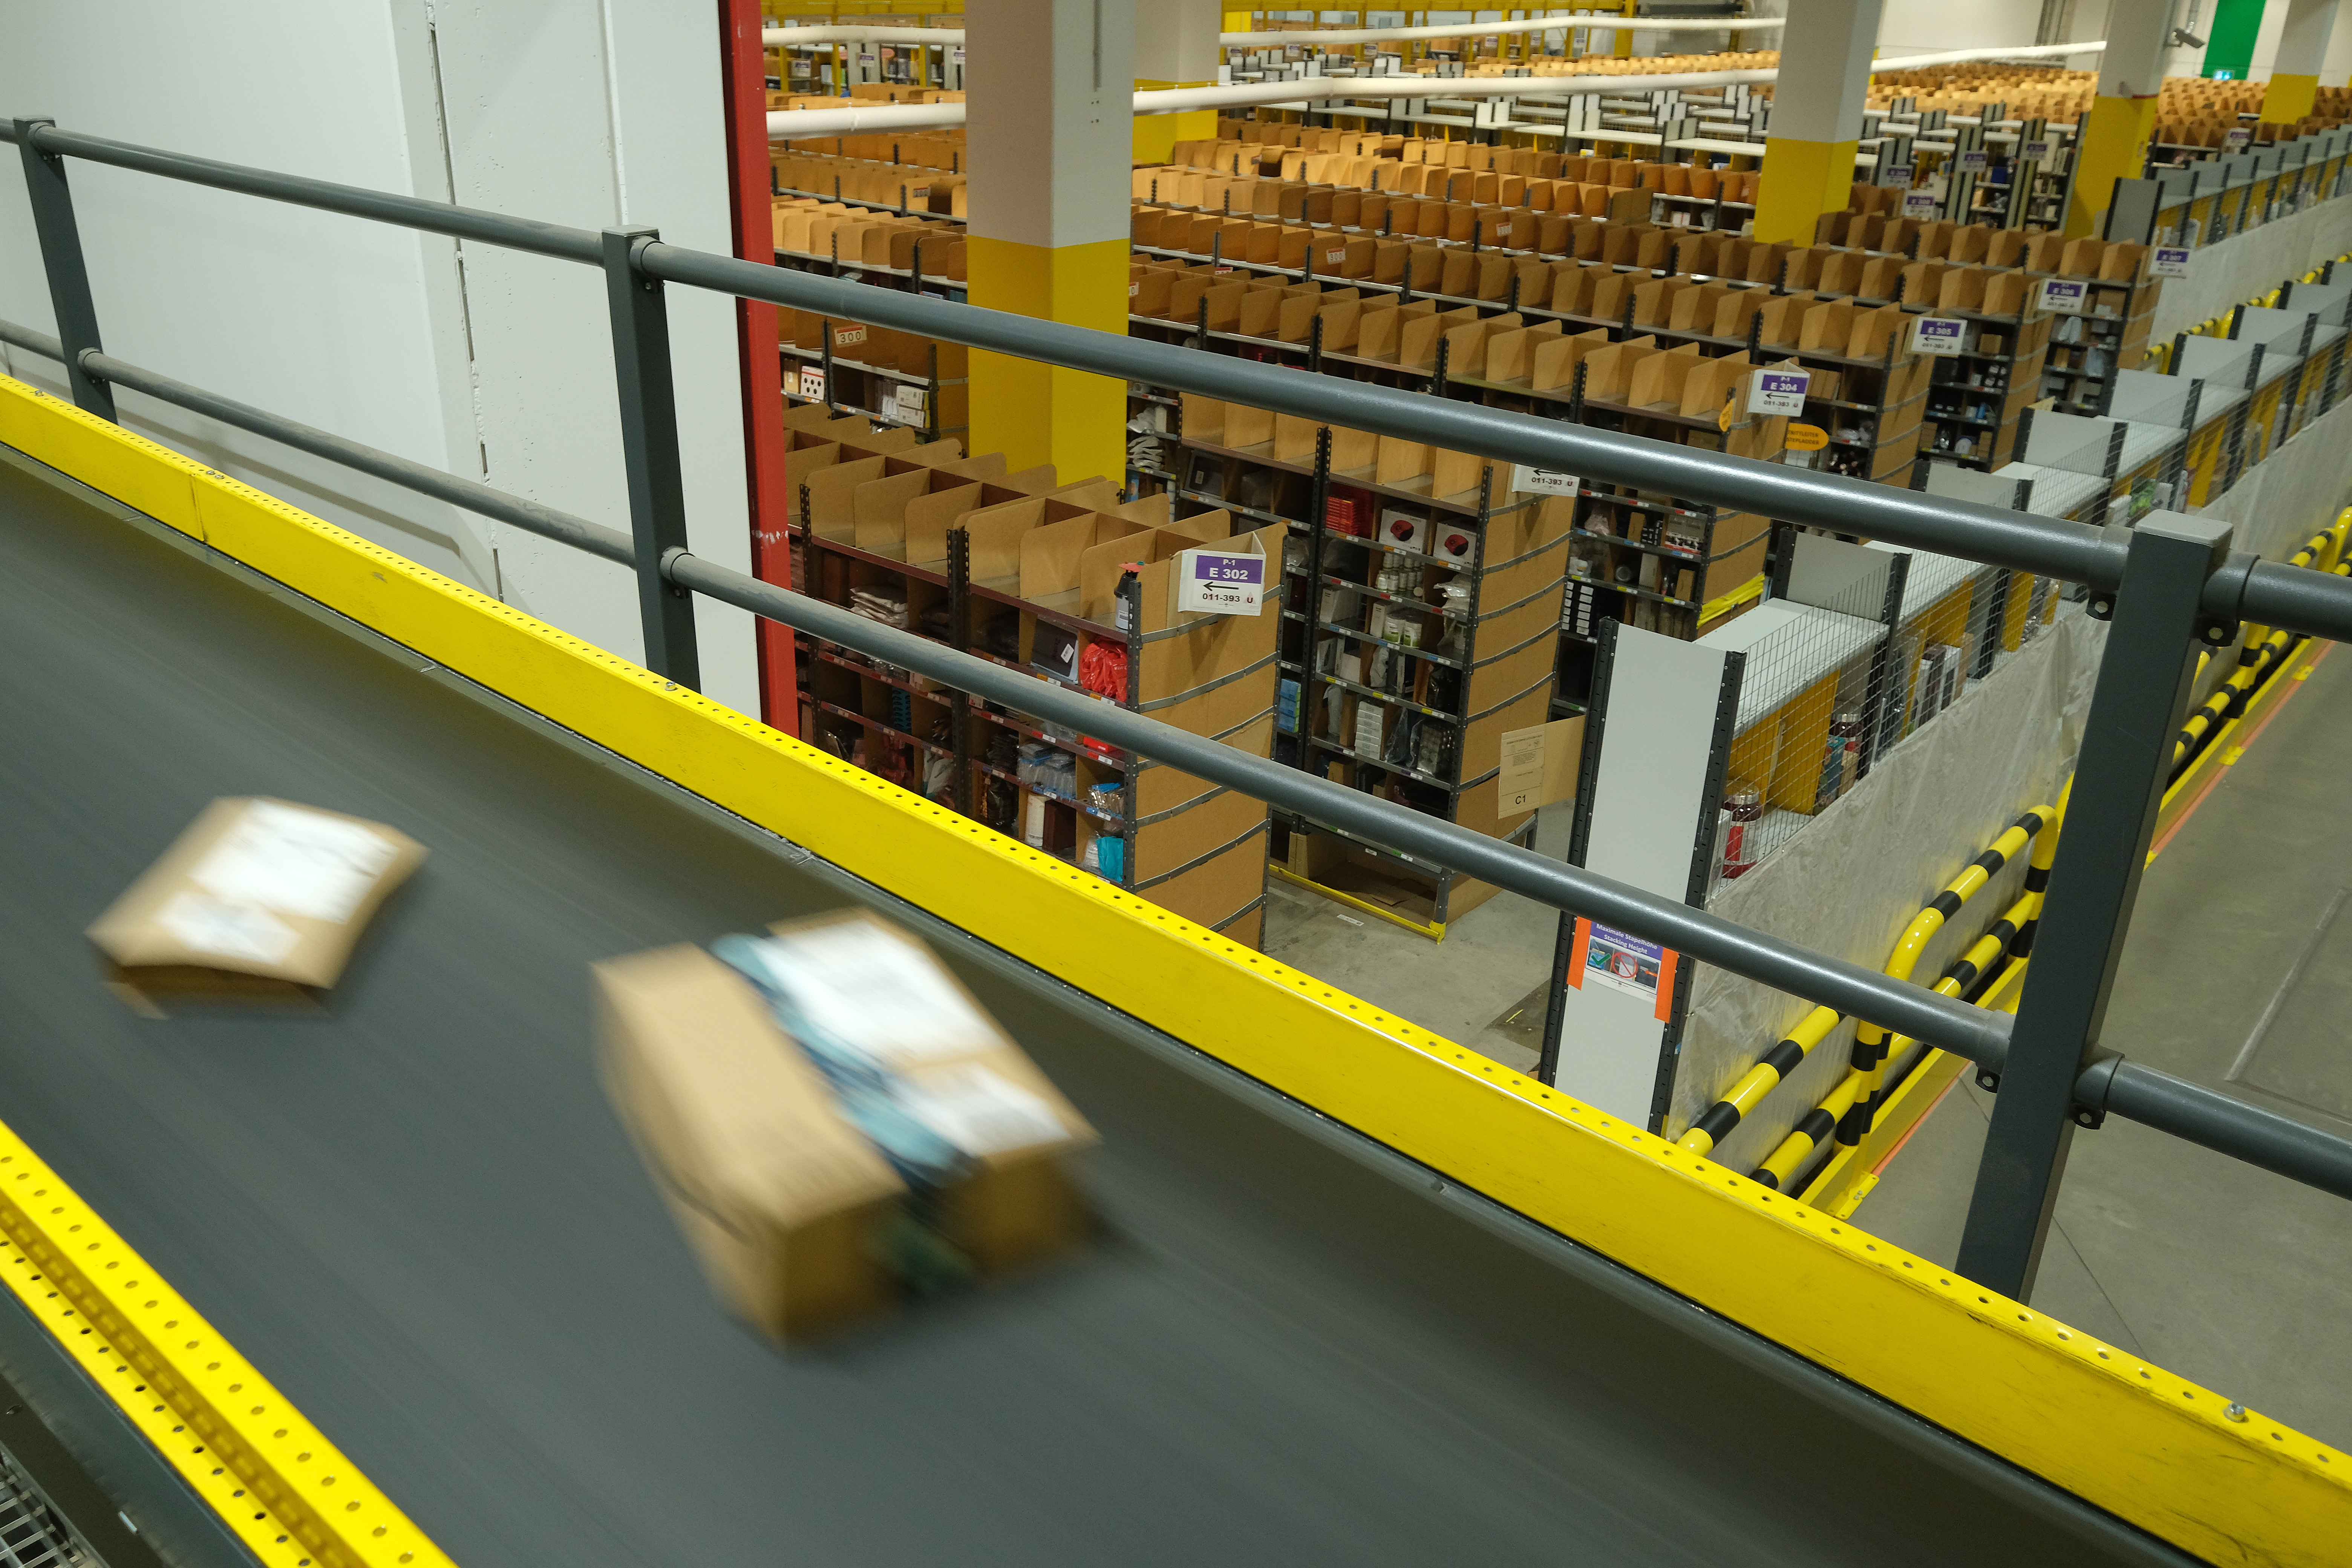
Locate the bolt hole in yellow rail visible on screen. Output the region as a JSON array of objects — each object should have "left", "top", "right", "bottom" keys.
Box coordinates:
[{"left": 0, "top": 373, "right": 2349, "bottom": 1564}]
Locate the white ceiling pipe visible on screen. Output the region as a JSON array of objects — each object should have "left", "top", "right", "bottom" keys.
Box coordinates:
[
  {"left": 1868, "top": 41, "right": 2105, "bottom": 70},
  {"left": 762, "top": 25, "right": 965, "bottom": 46},
  {"left": 1221, "top": 18, "right": 1786, "bottom": 46},
  {"left": 766, "top": 41, "right": 2108, "bottom": 140},
  {"left": 770, "top": 102, "right": 968, "bottom": 137}
]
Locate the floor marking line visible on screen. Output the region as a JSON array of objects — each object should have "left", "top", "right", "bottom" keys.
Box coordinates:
[{"left": 2226, "top": 885, "right": 2351, "bottom": 1084}]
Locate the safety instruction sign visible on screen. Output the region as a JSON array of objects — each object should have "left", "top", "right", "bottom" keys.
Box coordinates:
[{"left": 1566, "top": 919, "right": 1680, "bottom": 1021}]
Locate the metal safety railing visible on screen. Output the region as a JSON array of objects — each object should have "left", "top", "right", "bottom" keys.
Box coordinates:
[{"left": 7, "top": 115, "right": 2352, "bottom": 1304}]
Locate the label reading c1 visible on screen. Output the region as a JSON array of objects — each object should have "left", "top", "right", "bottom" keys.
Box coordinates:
[
  {"left": 1747, "top": 368, "right": 1811, "bottom": 417},
  {"left": 1912, "top": 316, "right": 1966, "bottom": 355}
]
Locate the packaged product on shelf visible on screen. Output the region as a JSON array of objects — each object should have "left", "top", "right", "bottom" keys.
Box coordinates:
[
  {"left": 594, "top": 910, "right": 1096, "bottom": 1342},
  {"left": 87, "top": 796, "right": 426, "bottom": 1015}
]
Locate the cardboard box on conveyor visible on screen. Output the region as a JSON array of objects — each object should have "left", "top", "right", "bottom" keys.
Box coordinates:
[
  {"left": 86, "top": 796, "right": 426, "bottom": 1015},
  {"left": 593, "top": 908, "right": 1096, "bottom": 1341}
]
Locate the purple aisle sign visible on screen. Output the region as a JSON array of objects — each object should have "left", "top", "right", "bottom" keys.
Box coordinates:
[
  {"left": 1176, "top": 547, "right": 1267, "bottom": 616},
  {"left": 1912, "top": 317, "right": 1966, "bottom": 355},
  {"left": 1746, "top": 368, "right": 1811, "bottom": 417},
  {"left": 2152, "top": 246, "right": 2193, "bottom": 279},
  {"left": 2040, "top": 279, "right": 2087, "bottom": 314}
]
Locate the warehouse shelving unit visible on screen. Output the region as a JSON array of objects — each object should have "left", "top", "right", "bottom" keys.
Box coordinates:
[
  {"left": 1171, "top": 397, "right": 1570, "bottom": 936},
  {"left": 779, "top": 404, "right": 1280, "bottom": 945}
]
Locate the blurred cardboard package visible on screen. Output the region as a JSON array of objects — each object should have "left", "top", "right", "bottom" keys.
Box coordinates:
[
  {"left": 87, "top": 797, "right": 425, "bottom": 1013},
  {"left": 594, "top": 908, "right": 1095, "bottom": 1341}
]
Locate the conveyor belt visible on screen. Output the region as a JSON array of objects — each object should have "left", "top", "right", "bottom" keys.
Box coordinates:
[{"left": 0, "top": 447, "right": 2182, "bottom": 1566}]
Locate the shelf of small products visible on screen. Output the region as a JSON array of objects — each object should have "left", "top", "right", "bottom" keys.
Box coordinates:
[
  {"left": 779, "top": 401, "right": 1282, "bottom": 947},
  {"left": 1172, "top": 395, "right": 1571, "bottom": 937}
]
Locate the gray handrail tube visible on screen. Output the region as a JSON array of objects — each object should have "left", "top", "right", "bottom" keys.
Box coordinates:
[
  {"left": 5, "top": 129, "right": 2352, "bottom": 1211},
  {"left": 5, "top": 315, "right": 2351, "bottom": 1205},
  {"left": 7, "top": 123, "right": 605, "bottom": 266},
  {"left": 75, "top": 347, "right": 637, "bottom": 565},
  {"left": 2, "top": 118, "right": 2347, "bottom": 641},
  {"left": 641, "top": 245, "right": 2118, "bottom": 578},
  {"left": 0, "top": 317, "right": 63, "bottom": 363},
  {"left": 2104, "top": 1062, "right": 2352, "bottom": 1196},
  {"left": 660, "top": 549, "right": 2011, "bottom": 1061},
  {"left": 639, "top": 243, "right": 2352, "bottom": 644}
]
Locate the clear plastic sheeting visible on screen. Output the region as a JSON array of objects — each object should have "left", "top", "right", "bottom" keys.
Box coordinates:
[
  {"left": 2150, "top": 199, "right": 2352, "bottom": 348},
  {"left": 2195, "top": 384, "right": 2352, "bottom": 563},
  {"left": 1678, "top": 609, "right": 2104, "bottom": 1162}
]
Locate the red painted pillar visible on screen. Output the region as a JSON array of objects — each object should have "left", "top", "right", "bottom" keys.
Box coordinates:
[{"left": 718, "top": 0, "right": 798, "bottom": 734}]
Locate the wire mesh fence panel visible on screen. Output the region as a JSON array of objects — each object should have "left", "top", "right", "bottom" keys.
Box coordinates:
[
  {"left": 1713, "top": 560, "right": 1895, "bottom": 886},
  {"left": 0, "top": 1452, "right": 90, "bottom": 1568}
]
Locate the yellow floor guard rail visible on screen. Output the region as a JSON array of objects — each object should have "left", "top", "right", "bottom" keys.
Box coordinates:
[
  {"left": 1762, "top": 782, "right": 2067, "bottom": 1198},
  {"left": 2171, "top": 517, "right": 2350, "bottom": 786},
  {"left": 1678, "top": 801, "right": 2056, "bottom": 1179},
  {"left": 6, "top": 377, "right": 2352, "bottom": 1565},
  {"left": 0, "top": 1130, "right": 450, "bottom": 1568},
  {"left": 1709, "top": 505, "right": 2352, "bottom": 1205}
]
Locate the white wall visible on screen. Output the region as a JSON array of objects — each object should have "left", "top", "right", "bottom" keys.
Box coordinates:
[
  {"left": 1876, "top": 0, "right": 2047, "bottom": 57},
  {"left": 0, "top": 0, "right": 759, "bottom": 717}
]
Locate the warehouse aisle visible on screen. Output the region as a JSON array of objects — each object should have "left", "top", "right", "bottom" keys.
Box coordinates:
[{"left": 1861, "top": 642, "right": 2352, "bottom": 1450}]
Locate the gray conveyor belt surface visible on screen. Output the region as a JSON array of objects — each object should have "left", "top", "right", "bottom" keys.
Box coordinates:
[{"left": 0, "top": 448, "right": 2175, "bottom": 1568}]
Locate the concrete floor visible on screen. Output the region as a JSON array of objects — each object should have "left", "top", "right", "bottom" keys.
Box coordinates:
[
  {"left": 1264, "top": 808, "right": 1573, "bottom": 1078},
  {"left": 1264, "top": 646, "right": 2352, "bottom": 1453},
  {"left": 1862, "top": 640, "right": 2352, "bottom": 1452}
]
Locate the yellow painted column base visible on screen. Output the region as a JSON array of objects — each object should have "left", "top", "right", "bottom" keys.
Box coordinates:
[
  {"left": 1134, "top": 81, "right": 1217, "bottom": 165},
  {"left": 966, "top": 234, "right": 1130, "bottom": 484},
  {"left": 2263, "top": 72, "right": 2321, "bottom": 124},
  {"left": 2066, "top": 93, "right": 2159, "bottom": 238},
  {"left": 1752, "top": 136, "right": 1857, "bottom": 247}
]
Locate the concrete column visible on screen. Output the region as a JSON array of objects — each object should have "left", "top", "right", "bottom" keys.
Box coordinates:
[
  {"left": 1752, "top": 0, "right": 1882, "bottom": 246},
  {"left": 965, "top": 0, "right": 1133, "bottom": 484},
  {"left": 2066, "top": 0, "right": 2178, "bottom": 237},
  {"left": 2263, "top": 0, "right": 2342, "bottom": 119},
  {"left": 1135, "top": 0, "right": 1223, "bottom": 164}
]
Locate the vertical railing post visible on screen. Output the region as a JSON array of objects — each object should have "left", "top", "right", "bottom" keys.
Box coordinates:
[
  {"left": 12, "top": 118, "right": 115, "bottom": 421},
  {"left": 1955, "top": 515, "right": 2240, "bottom": 1298},
  {"left": 600, "top": 225, "right": 701, "bottom": 690}
]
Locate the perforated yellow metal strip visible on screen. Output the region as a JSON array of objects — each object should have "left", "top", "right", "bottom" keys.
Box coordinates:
[
  {"left": 0, "top": 1127, "right": 448, "bottom": 1568},
  {"left": 4, "top": 375, "right": 2350, "bottom": 1567}
]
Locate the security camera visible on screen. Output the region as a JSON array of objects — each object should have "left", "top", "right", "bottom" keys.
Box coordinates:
[{"left": 2170, "top": 28, "right": 2207, "bottom": 49}]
